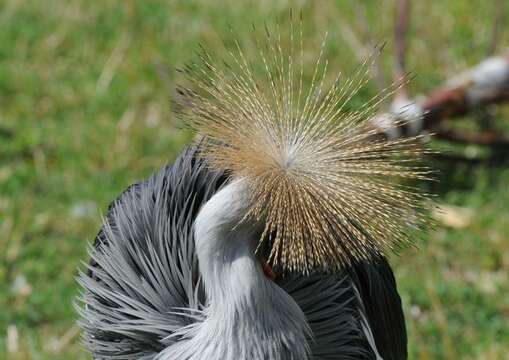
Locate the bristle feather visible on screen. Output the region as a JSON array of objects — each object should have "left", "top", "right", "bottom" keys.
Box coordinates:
[{"left": 176, "top": 23, "right": 431, "bottom": 273}]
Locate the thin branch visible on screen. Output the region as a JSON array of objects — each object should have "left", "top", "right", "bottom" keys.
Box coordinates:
[
  {"left": 488, "top": 0, "right": 504, "bottom": 55},
  {"left": 336, "top": 12, "right": 368, "bottom": 61},
  {"left": 336, "top": 8, "right": 386, "bottom": 92},
  {"left": 353, "top": 2, "right": 387, "bottom": 91},
  {"left": 394, "top": 0, "right": 410, "bottom": 96}
]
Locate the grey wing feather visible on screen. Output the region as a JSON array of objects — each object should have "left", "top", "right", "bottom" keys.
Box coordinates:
[{"left": 77, "top": 146, "right": 226, "bottom": 359}]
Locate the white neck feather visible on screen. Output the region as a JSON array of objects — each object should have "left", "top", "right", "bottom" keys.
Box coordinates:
[{"left": 161, "top": 179, "right": 310, "bottom": 360}]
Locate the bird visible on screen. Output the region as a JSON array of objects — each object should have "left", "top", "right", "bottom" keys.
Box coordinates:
[{"left": 77, "top": 23, "right": 430, "bottom": 360}]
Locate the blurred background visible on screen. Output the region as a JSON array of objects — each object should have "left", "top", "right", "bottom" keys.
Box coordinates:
[{"left": 1, "top": 0, "right": 508, "bottom": 359}]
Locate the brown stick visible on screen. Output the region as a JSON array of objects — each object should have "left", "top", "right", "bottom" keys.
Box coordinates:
[
  {"left": 372, "top": 50, "right": 509, "bottom": 139},
  {"left": 421, "top": 51, "right": 509, "bottom": 128}
]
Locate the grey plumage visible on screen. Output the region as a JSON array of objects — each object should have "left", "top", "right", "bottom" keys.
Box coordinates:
[{"left": 77, "top": 146, "right": 407, "bottom": 359}]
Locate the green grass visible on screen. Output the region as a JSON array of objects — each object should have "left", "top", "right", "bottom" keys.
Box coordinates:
[{"left": 1, "top": 1, "right": 508, "bottom": 359}]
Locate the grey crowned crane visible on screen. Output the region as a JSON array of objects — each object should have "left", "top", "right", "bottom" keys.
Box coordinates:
[{"left": 77, "top": 26, "right": 430, "bottom": 360}]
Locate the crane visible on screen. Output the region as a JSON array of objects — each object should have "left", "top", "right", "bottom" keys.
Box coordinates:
[{"left": 77, "top": 27, "right": 429, "bottom": 360}]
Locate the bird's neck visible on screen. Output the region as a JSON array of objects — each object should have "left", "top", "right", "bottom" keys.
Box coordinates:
[{"left": 187, "top": 180, "right": 310, "bottom": 360}]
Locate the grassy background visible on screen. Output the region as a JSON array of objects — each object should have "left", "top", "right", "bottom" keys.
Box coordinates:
[{"left": 1, "top": 0, "right": 508, "bottom": 359}]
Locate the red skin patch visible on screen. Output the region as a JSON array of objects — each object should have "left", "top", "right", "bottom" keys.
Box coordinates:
[{"left": 260, "top": 259, "right": 277, "bottom": 281}]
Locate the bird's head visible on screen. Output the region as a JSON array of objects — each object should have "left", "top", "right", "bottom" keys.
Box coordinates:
[{"left": 176, "top": 28, "right": 431, "bottom": 274}]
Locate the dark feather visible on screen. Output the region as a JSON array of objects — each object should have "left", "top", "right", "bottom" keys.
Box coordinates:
[{"left": 348, "top": 257, "right": 407, "bottom": 360}]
